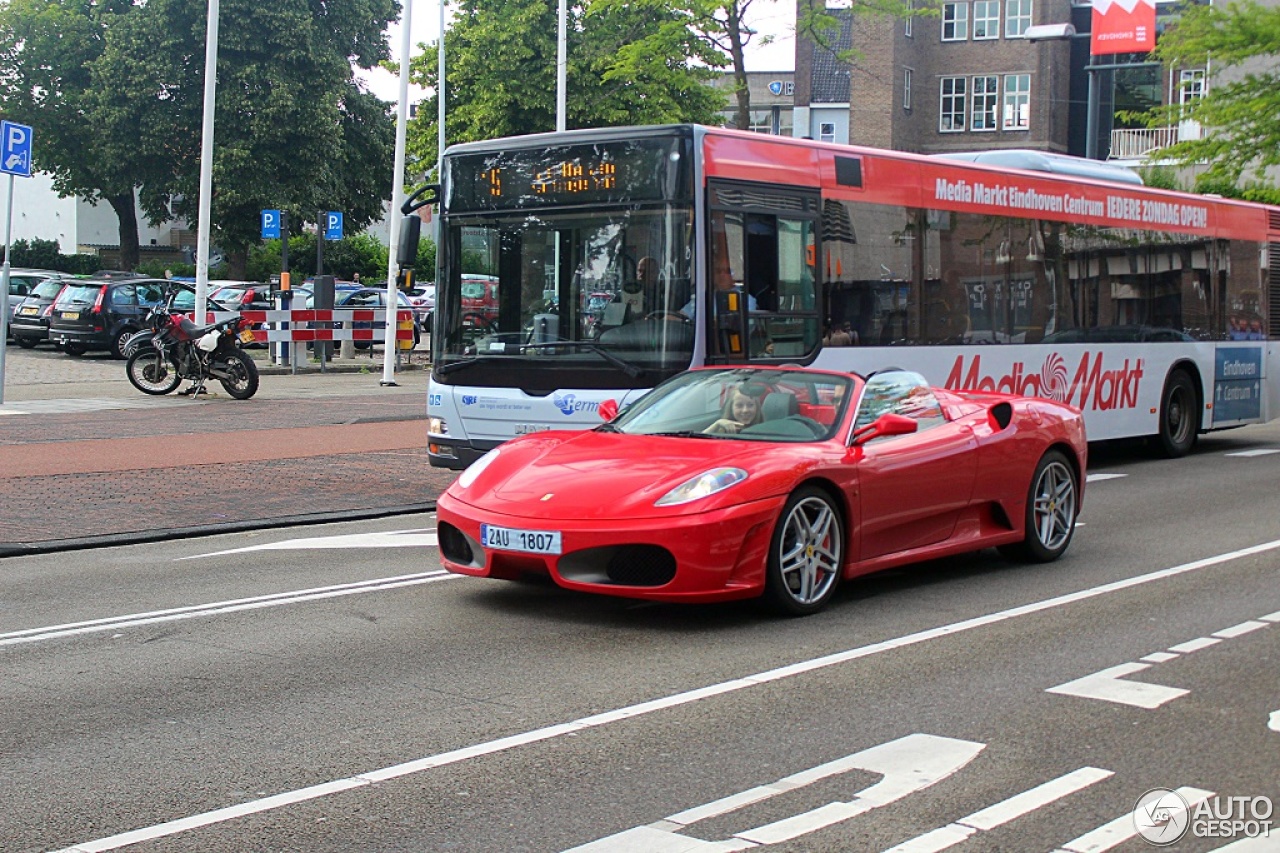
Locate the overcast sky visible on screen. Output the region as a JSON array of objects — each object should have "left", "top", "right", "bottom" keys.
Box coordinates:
[{"left": 358, "top": 0, "right": 796, "bottom": 103}]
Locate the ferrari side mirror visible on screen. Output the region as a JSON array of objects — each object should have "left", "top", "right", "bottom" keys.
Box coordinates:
[
  {"left": 598, "top": 399, "right": 619, "bottom": 421},
  {"left": 852, "top": 412, "right": 918, "bottom": 444}
]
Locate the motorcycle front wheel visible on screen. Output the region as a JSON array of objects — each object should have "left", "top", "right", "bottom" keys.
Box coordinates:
[
  {"left": 218, "top": 349, "right": 260, "bottom": 400},
  {"left": 126, "top": 350, "right": 182, "bottom": 395}
]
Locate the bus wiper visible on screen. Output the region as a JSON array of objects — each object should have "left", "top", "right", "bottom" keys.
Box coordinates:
[
  {"left": 435, "top": 357, "right": 485, "bottom": 376},
  {"left": 520, "top": 341, "right": 643, "bottom": 378}
]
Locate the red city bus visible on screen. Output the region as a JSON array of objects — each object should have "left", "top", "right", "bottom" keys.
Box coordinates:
[{"left": 426, "top": 124, "right": 1279, "bottom": 468}]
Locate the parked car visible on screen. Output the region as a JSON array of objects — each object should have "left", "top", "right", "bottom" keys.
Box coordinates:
[
  {"left": 9, "top": 273, "right": 72, "bottom": 348},
  {"left": 6, "top": 269, "right": 69, "bottom": 342},
  {"left": 305, "top": 285, "right": 420, "bottom": 349},
  {"left": 49, "top": 278, "right": 230, "bottom": 358},
  {"left": 460, "top": 274, "right": 499, "bottom": 329},
  {"left": 406, "top": 284, "right": 435, "bottom": 331}
]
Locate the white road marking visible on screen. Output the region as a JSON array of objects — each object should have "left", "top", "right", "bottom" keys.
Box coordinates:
[
  {"left": 883, "top": 767, "right": 1114, "bottom": 853},
  {"left": 1213, "top": 620, "right": 1270, "bottom": 639},
  {"left": 1139, "top": 652, "right": 1179, "bottom": 664},
  {"left": 1053, "top": 786, "right": 1214, "bottom": 852},
  {"left": 565, "top": 734, "right": 984, "bottom": 852},
  {"left": 1085, "top": 473, "right": 1127, "bottom": 482},
  {"left": 1168, "top": 636, "right": 1222, "bottom": 653},
  {"left": 1047, "top": 662, "right": 1190, "bottom": 709},
  {"left": 1224, "top": 449, "right": 1280, "bottom": 457},
  {"left": 182, "top": 528, "right": 439, "bottom": 559},
  {"left": 54, "top": 536, "right": 1280, "bottom": 852},
  {"left": 0, "top": 572, "right": 456, "bottom": 648},
  {"left": 1269, "top": 710, "right": 1280, "bottom": 733},
  {"left": 1048, "top": 610, "right": 1274, "bottom": 710}
]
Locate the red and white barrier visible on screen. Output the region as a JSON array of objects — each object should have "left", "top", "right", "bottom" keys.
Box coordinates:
[{"left": 195, "top": 309, "right": 416, "bottom": 343}]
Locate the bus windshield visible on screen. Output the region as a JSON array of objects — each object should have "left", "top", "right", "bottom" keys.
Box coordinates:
[{"left": 433, "top": 204, "right": 696, "bottom": 387}]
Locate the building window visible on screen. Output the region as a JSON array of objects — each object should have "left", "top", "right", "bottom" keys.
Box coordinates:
[
  {"left": 904, "top": 68, "right": 914, "bottom": 110},
  {"left": 1179, "top": 68, "right": 1205, "bottom": 105},
  {"left": 972, "top": 76, "right": 998, "bottom": 130},
  {"left": 942, "top": 3, "right": 968, "bottom": 41},
  {"left": 906, "top": 0, "right": 915, "bottom": 37},
  {"left": 1002, "top": 73, "right": 1030, "bottom": 130},
  {"left": 1005, "top": 0, "right": 1032, "bottom": 37},
  {"left": 940, "top": 77, "right": 967, "bottom": 131},
  {"left": 749, "top": 110, "right": 774, "bottom": 134},
  {"left": 973, "top": 0, "right": 1000, "bottom": 39},
  {"left": 819, "top": 121, "right": 836, "bottom": 143}
]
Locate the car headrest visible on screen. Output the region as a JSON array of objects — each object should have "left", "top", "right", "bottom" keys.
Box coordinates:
[{"left": 762, "top": 392, "right": 799, "bottom": 421}]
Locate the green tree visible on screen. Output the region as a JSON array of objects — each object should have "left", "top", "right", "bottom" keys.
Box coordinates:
[
  {"left": 590, "top": 0, "right": 760, "bottom": 130},
  {"left": 406, "top": 0, "right": 727, "bottom": 171},
  {"left": 0, "top": 0, "right": 151, "bottom": 268},
  {"left": 93, "top": 0, "right": 399, "bottom": 276},
  {"left": 0, "top": 0, "right": 398, "bottom": 274},
  {"left": 1143, "top": 0, "right": 1280, "bottom": 193}
]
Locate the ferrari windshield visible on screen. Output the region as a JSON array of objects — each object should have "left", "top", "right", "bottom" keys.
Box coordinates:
[
  {"left": 609, "top": 368, "right": 853, "bottom": 442},
  {"left": 433, "top": 204, "right": 696, "bottom": 386}
]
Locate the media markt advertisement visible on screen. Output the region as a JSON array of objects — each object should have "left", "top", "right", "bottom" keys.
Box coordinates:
[{"left": 1134, "top": 788, "right": 1273, "bottom": 846}]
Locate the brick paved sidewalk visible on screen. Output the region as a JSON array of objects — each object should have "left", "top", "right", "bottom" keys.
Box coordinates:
[{"left": 0, "top": 353, "right": 458, "bottom": 555}]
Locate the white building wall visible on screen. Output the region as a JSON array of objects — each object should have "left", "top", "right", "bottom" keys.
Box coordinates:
[
  {"left": 8, "top": 173, "right": 77, "bottom": 253},
  {"left": 7, "top": 174, "right": 183, "bottom": 254}
]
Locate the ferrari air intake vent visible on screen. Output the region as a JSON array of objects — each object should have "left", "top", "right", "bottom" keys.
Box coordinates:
[
  {"left": 437, "top": 521, "right": 480, "bottom": 566},
  {"left": 559, "top": 545, "right": 677, "bottom": 587},
  {"left": 606, "top": 546, "right": 677, "bottom": 586}
]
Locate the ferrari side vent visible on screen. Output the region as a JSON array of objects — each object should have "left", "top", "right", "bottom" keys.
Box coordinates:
[{"left": 989, "top": 402, "right": 1014, "bottom": 430}]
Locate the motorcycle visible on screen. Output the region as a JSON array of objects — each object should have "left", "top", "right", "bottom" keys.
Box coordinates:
[{"left": 124, "top": 290, "right": 260, "bottom": 399}]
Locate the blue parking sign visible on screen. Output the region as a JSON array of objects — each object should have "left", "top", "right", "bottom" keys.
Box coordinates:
[
  {"left": 1, "top": 120, "right": 33, "bottom": 177},
  {"left": 325, "top": 211, "right": 343, "bottom": 241},
  {"left": 261, "top": 209, "right": 281, "bottom": 239}
]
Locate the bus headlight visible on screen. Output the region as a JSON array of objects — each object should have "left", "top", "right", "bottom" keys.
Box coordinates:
[{"left": 428, "top": 416, "right": 449, "bottom": 436}]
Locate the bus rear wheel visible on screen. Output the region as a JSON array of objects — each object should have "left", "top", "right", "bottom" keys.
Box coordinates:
[{"left": 1154, "top": 369, "right": 1198, "bottom": 458}]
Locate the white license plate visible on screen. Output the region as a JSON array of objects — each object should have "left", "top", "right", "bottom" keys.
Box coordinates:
[
  {"left": 19, "top": 306, "right": 37, "bottom": 315},
  {"left": 480, "top": 524, "right": 562, "bottom": 555},
  {"left": 62, "top": 311, "right": 79, "bottom": 320}
]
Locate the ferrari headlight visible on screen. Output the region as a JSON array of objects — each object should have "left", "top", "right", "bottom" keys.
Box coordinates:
[
  {"left": 458, "top": 448, "right": 500, "bottom": 489},
  {"left": 655, "top": 468, "right": 748, "bottom": 507}
]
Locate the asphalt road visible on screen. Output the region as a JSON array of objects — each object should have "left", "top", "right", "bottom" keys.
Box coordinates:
[{"left": 4, "top": 423, "right": 1280, "bottom": 852}]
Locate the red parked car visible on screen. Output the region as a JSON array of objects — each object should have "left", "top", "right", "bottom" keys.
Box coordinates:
[{"left": 436, "top": 366, "right": 1087, "bottom": 616}]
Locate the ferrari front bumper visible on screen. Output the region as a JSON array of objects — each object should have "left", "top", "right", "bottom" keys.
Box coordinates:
[{"left": 435, "top": 490, "right": 786, "bottom": 603}]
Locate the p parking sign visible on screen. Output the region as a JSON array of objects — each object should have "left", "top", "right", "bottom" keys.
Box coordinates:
[
  {"left": 325, "top": 211, "right": 343, "bottom": 241},
  {"left": 1, "top": 121, "right": 33, "bottom": 177},
  {"left": 261, "top": 209, "right": 281, "bottom": 239}
]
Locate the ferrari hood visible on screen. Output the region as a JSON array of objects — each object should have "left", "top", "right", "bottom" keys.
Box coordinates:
[{"left": 449, "top": 430, "right": 793, "bottom": 520}]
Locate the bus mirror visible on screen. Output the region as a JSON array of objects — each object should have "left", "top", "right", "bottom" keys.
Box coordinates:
[
  {"left": 598, "top": 399, "right": 619, "bottom": 421},
  {"left": 397, "top": 216, "right": 421, "bottom": 267}
]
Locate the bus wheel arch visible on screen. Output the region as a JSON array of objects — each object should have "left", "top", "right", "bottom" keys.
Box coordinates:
[{"left": 1153, "top": 362, "right": 1202, "bottom": 458}]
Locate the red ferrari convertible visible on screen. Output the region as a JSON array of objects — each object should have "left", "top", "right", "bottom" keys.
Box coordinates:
[{"left": 436, "top": 367, "right": 1086, "bottom": 615}]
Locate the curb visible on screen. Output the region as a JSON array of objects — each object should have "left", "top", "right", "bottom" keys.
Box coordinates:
[{"left": 0, "top": 502, "right": 437, "bottom": 558}]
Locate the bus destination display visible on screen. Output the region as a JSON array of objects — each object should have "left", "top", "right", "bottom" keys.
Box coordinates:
[{"left": 448, "top": 137, "right": 691, "bottom": 211}]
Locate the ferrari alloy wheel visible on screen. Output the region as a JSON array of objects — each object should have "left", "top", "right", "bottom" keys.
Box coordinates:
[
  {"left": 1001, "top": 450, "right": 1078, "bottom": 563},
  {"left": 764, "top": 486, "right": 844, "bottom": 616}
]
